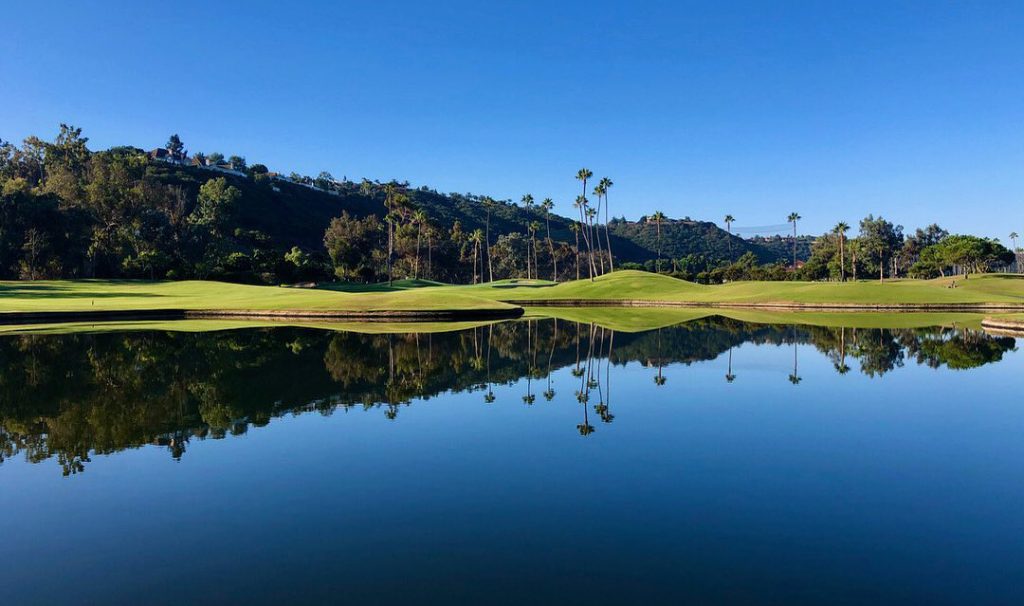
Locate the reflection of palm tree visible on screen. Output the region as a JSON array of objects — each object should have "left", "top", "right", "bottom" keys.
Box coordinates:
[
  {"left": 788, "top": 327, "right": 802, "bottom": 385},
  {"left": 654, "top": 327, "right": 667, "bottom": 386},
  {"left": 725, "top": 347, "right": 736, "bottom": 383},
  {"left": 543, "top": 318, "right": 557, "bottom": 401},
  {"left": 484, "top": 324, "right": 496, "bottom": 403},
  {"left": 834, "top": 326, "right": 851, "bottom": 374},
  {"left": 523, "top": 320, "right": 536, "bottom": 405}
]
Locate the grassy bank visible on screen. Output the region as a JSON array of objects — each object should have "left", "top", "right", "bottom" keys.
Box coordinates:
[
  {"left": 0, "top": 280, "right": 520, "bottom": 318},
  {"left": 442, "top": 270, "right": 1024, "bottom": 307},
  {"left": 2, "top": 271, "right": 1023, "bottom": 328}
]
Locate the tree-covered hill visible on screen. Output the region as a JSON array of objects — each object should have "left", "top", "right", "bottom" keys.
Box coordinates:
[
  {"left": 609, "top": 217, "right": 785, "bottom": 264},
  {"left": 0, "top": 126, "right": 805, "bottom": 284}
]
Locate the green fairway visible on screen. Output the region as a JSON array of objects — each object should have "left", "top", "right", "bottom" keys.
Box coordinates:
[
  {"left": 0, "top": 280, "right": 518, "bottom": 315},
  {"left": 442, "top": 270, "right": 1024, "bottom": 306}
]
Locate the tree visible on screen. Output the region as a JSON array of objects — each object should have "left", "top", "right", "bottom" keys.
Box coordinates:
[
  {"left": 529, "top": 220, "right": 541, "bottom": 279},
  {"left": 833, "top": 222, "right": 850, "bottom": 281},
  {"left": 470, "top": 228, "right": 484, "bottom": 284},
  {"left": 166, "top": 134, "right": 184, "bottom": 156},
  {"left": 570, "top": 222, "right": 581, "bottom": 281},
  {"left": 575, "top": 168, "right": 595, "bottom": 280},
  {"left": 858, "top": 215, "right": 903, "bottom": 281},
  {"left": 787, "top": 212, "right": 801, "bottom": 269},
  {"left": 324, "top": 211, "right": 382, "bottom": 281},
  {"left": 191, "top": 177, "right": 240, "bottom": 233},
  {"left": 207, "top": 152, "right": 225, "bottom": 165},
  {"left": 541, "top": 198, "right": 556, "bottom": 280},
  {"left": 650, "top": 211, "right": 666, "bottom": 272},
  {"left": 227, "top": 155, "right": 246, "bottom": 171},
  {"left": 412, "top": 209, "right": 428, "bottom": 279},
  {"left": 599, "top": 177, "right": 614, "bottom": 271},
  {"left": 1011, "top": 232, "right": 1019, "bottom": 252},
  {"left": 482, "top": 196, "right": 495, "bottom": 282},
  {"left": 724, "top": 214, "right": 735, "bottom": 260},
  {"left": 520, "top": 194, "right": 534, "bottom": 279}
]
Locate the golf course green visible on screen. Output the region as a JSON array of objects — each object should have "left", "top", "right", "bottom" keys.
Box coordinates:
[{"left": 2, "top": 270, "right": 1023, "bottom": 325}]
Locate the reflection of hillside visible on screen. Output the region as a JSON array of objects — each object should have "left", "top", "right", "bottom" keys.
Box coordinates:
[{"left": 0, "top": 319, "right": 1015, "bottom": 475}]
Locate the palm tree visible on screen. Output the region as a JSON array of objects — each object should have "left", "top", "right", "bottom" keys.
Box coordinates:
[
  {"left": 724, "top": 214, "right": 735, "bottom": 261},
  {"left": 573, "top": 195, "right": 595, "bottom": 280},
  {"left": 575, "top": 168, "right": 596, "bottom": 280},
  {"left": 650, "top": 211, "right": 666, "bottom": 273},
  {"left": 521, "top": 194, "right": 534, "bottom": 279},
  {"left": 585, "top": 206, "right": 600, "bottom": 274},
  {"left": 599, "top": 177, "right": 614, "bottom": 271},
  {"left": 834, "top": 221, "right": 850, "bottom": 281},
  {"left": 653, "top": 328, "right": 667, "bottom": 385},
  {"left": 725, "top": 347, "right": 736, "bottom": 383},
  {"left": 592, "top": 182, "right": 607, "bottom": 273},
  {"left": 412, "top": 209, "right": 427, "bottom": 279},
  {"left": 470, "top": 228, "right": 484, "bottom": 284},
  {"left": 482, "top": 196, "right": 495, "bottom": 282},
  {"left": 530, "top": 220, "right": 541, "bottom": 279},
  {"left": 788, "top": 327, "right": 802, "bottom": 385},
  {"left": 1012, "top": 231, "right": 1021, "bottom": 274},
  {"left": 541, "top": 198, "right": 556, "bottom": 280},
  {"left": 787, "top": 212, "right": 802, "bottom": 270},
  {"left": 570, "top": 222, "right": 581, "bottom": 280}
]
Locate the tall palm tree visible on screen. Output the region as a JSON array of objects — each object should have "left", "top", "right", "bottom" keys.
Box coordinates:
[
  {"left": 725, "top": 347, "right": 736, "bottom": 383},
  {"left": 541, "top": 198, "right": 556, "bottom": 280},
  {"left": 575, "top": 168, "right": 596, "bottom": 280},
  {"left": 482, "top": 196, "right": 495, "bottom": 282},
  {"left": 570, "top": 222, "right": 581, "bottom": 281},
  {"left": 412, "top": 209, "right": 427, "bottom": 279},
  {"left": 521, "top": 194, "right": 534, "bottom": 279},
  {"left": 529, "top": 220, "right": 542, "bottom": 279},
  {"left": 724, "top": 214, "right": 735, "bottom": 261},
  {"left": 1012, "top": 231, "right": 1021, "bottom": 274},
  {"left": 592, "top": 182, "right": 607, "bottom": 273},
  {"left": 650, "top": 211, "right": 666, "bottom": 273},
  {"left": 834, "top": 221, "right": 850, "bottom": 281},
  {"left": 599, "top": 177, "right": 614, "bottom": 271},
  {"left": 787, "top": 212, "right": 802, "bottom": 270},
  {"left": 573, "top": 195, "right": 595, "bottom": 280},
  {"left": 470, "top": 228, "right": 484, "bottom": 284},
  {"left": 586, "top": 206, "right": 601, "bottom": 274}
]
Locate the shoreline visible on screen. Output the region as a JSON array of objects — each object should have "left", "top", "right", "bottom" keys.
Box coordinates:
[
  {"left": 507, "top": 299, "right": 1024, "bottom": 312},
  {"left": 0, "top": 307, "right": 525, "bottom": 325},
  {"left": 981, "top": 317, "right": 1024, "bottom": 336}
]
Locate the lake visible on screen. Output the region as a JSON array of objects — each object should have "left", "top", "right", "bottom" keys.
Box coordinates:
[{"left": 1, "top": 315, "right": 1022, "bottom": 604}]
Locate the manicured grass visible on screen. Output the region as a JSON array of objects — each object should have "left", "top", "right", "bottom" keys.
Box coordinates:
[
  {"left": 0, "top": 280, "right": 518, "bottom": 314},
  {"left": 443, "top": 270, "right": 1024, "bottom": 306},
  {"left": 0, "top": 318, "right": 497, "bottom": 336}
]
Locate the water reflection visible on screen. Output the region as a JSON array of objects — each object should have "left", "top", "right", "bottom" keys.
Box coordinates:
[{"left": 0, "top": 318, "right": 1015, "bottom": 474}]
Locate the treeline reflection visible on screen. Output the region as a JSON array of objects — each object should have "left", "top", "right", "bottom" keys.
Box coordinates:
[{"left": 0, "top": 318, "right": 1015, "bottom": 474}]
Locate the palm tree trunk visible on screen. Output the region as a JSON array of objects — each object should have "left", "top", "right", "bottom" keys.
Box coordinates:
[
  {"left": 575, "top": 229, "right": 580, "bottom": 281},
  {"left": 486, "top": 211, "right": 493, "bottom": 282},
  {"left": 604, "top": 194, "right": 614, "bottom": 272},
  {"left": 546, "top": 214, "right": 556, "bottom": 281}
]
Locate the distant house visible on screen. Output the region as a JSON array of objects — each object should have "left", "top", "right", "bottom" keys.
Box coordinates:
[{"left": 148, "top": 147, "right": 189, "bottom": 166}]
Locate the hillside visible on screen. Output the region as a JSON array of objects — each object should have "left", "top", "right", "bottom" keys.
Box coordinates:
[{"left": 609, "top": 218, "right": 786, "bottom": 265}]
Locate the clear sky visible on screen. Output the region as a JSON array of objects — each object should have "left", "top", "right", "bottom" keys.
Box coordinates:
[{"left": 2, "top": 1, "right": 1022, "bottom": 238}]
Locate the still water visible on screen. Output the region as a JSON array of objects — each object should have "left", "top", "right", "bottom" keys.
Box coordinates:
[{"left": 1, "top": 317, "right": 1022, "bottom": 604}]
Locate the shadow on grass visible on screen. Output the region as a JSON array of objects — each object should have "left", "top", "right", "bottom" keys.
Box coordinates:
[{"left": 0, "top": 283, "right": 164, "bottom": 298}]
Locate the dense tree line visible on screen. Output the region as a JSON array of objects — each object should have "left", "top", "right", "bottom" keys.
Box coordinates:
[{"left": 2, "top": 126, "right": 1017, "bottom": 285}]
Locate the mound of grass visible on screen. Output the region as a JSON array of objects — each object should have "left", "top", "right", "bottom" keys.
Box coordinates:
[{"left": 449, "top": 270, "right": 1024, "bottom": 306}]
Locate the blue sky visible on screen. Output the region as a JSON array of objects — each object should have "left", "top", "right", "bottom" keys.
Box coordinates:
[{"left": 2, "top": 1, "right": 1022, "bottom": 238}]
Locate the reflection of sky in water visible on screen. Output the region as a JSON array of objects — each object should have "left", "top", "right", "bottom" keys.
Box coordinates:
[{"left": 0, "top": 324, "right": 1021, "bottom": 604}]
